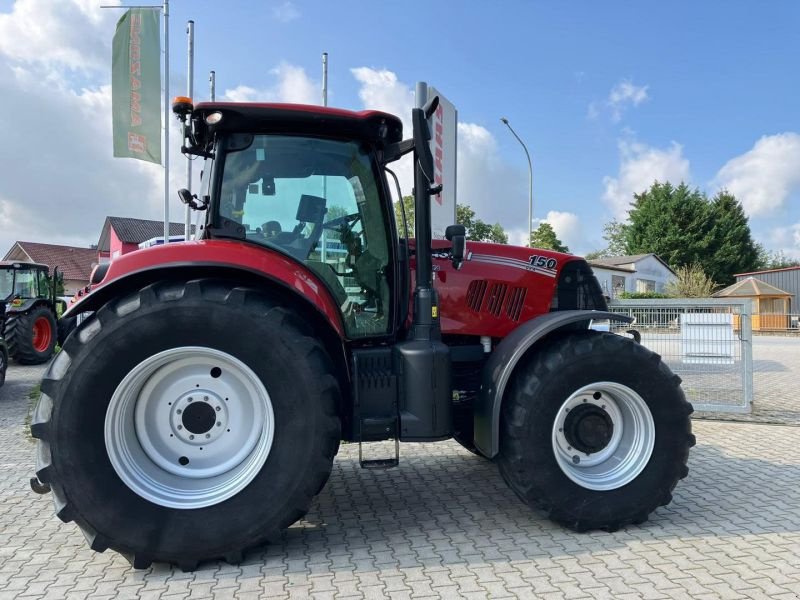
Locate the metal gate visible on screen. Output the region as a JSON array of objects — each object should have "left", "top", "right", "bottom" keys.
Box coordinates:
[{"left": 606, "top": 298, "right": 753, "bottom": 413}]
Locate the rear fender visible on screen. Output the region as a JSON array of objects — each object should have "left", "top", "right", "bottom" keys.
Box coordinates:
[
  {"left": 64, "top": 242, "right": 345, "bottom": 337},
  {"left": 474, "top": 310, "right": 634, "bottom": 458}
]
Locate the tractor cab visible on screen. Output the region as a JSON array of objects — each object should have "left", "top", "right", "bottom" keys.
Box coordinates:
[
  {"left": 176, "top": 102, "right": 407, "bottom": 339},
  {"left": 0, "top": 262, "right": 52, "bottom": 305}
]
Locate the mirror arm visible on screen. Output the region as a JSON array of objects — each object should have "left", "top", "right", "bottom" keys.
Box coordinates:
[{"left": 382, "top": 138, "right": 414, "bottom": 163}]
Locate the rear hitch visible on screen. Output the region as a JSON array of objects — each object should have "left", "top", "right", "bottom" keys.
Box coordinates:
[{"left": 30, "top": 477, "right": 50, "bottom": 495}]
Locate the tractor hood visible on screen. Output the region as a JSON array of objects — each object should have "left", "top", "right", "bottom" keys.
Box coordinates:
[{"left": 414, "top": 240, "right": 607, "bottom": 338}]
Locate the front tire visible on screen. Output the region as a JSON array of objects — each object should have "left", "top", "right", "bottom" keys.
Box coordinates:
[
  {"left": 497, "top": 331, "right": 694, "bottom": 532},
  {"left": 31, "top": 279, "right": 341, "bottom": 569}
]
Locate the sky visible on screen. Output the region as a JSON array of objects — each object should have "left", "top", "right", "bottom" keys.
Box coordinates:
[{"left": 0, "top": 0, "right": 798, "bottom": 257}]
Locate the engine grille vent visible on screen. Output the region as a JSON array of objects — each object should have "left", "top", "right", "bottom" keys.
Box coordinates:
[
  {"left": 505, "top": 287, "right": 527, "bottom": 321},
  {"left": 485, "top": 283, "right": 508, "bottom": 316},
  {"left": 466, "top": 280, "right": 488, "bottom": 312}
]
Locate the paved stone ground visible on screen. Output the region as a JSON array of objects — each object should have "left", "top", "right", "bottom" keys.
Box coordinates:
[{"left": 2, "top": 364, "right": 800, "bottom": 599}]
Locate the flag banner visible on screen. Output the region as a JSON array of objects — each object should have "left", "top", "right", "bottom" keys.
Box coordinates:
[{"left": 112, "top": 9, "right": 161, "bottom": 164}]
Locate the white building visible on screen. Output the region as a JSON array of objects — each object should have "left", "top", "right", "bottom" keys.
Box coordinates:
[{"left": 588, "top": 254, "right": 676, "bottom": 298}]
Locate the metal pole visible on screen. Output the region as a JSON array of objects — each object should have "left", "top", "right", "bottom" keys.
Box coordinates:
[
  {"left": 209, "top": 70, "right": 215, "bottom": 101},
  {"left": 500, "top": 117, "right": 533, "bottom": 246},
  {"left": 322, "top": 52, "right": 328, "bottom": 106},
  {"left": 184, "top": 20, "right": 194, "bottom": 241},
  {"left": 163, "top": 0, "right": 170, "bottom": 243}
]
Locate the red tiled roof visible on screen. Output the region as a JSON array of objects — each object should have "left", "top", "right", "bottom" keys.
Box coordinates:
[{"left": 6, "top": 242, "right": 97, "bottom": 281}]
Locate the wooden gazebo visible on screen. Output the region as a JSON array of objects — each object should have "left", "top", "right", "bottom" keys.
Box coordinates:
[{"left": 713, "top": 277, "right": 793, "bottom": 331}]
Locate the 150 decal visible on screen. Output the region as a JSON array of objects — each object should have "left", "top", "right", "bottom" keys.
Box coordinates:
[{"left": 528, "top": 255, "right": 558, "bottom": 271}]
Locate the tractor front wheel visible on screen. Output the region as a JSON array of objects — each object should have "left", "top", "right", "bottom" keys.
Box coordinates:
[
  {"left": 31, "top": 279, "right": 341, "bottom": 569},
  {"left": 6, "top": 306, "right": 57, "bottom": 364},
  {"left": 497, "top": 331, "right": 695, "bottom": 532}
]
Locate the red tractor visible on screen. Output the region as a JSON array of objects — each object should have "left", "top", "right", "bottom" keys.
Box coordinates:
[{"left": 30, "top": 97, "right": 693, "bottom": 570}]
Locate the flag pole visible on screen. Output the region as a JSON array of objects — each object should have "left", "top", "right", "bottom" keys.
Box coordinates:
[
  {"left": 163, "top": 0, "right": 170, "bottom": 244},
  {"left": 184, "top": 19, "right": 194, "bottom": 241}
]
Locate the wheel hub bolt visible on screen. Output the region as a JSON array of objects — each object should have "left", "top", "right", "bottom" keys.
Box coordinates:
[
  {"left": 216, "top": 406, "right": 221, "bottom": 412},
  {"left": 204, "top": 396, "right": 209, "bottom": 401},
  {"left": 572, "top": 455, "right": 580, "bottom": 464},
  {"left": 177, "top": 409, "right": 182, "bottom": 414},
  {"left": 206, "top": 434, "right": 211, "bottom": 438},
  {"left": 189, "top": 434, "right": 194, "bottom": 440}
]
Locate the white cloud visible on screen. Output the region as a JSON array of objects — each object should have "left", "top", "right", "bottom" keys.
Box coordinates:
[
  {"left": 765, "top": 223, "right": 800, "bottom": 260},
  {"left": 272, "top": 1, "right": 300, "bottom": 23},
  {"left": 602, "top": 139, "right": 690, "bottom": 219},
  {"left": 0, "top": 0, "right": 118, "bottom": 72},
  {"left": 223, "top": 63, "right": 318, "bottom": 105},
  {"left": 351, "top": 67, "right": 414, "bottom": 133},
  {"left": 590, "top": 79, "right": 649, "bottom": 122},
  {"left": 608, "top": 80, "right": 648, "bottom": 122},
  {"left": 714, "top": 133, "right": 800, "bottom": 218},
  {"left": 0, "top": 0, "right": 194, "bottom": 255},
  {"left": 538, "top": 211, "right": 582, "bottom": 252},
  {"left": 350, "top": 67, "right": 529, "bottom": 238}
]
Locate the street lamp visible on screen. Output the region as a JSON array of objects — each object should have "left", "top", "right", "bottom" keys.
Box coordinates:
[{"left": 500, "top": 117, "right": 533, "bottom": 246}]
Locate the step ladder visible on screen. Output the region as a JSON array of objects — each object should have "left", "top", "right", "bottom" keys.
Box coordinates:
[
  {"left": 353, "top": 348, "right": 400, "bottom": 469},
  {"left": 358, "top": 417, "right": 399, "bottom": 469}
]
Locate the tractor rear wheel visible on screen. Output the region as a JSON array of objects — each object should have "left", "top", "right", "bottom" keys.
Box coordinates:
[
  {"left": 31, "top": 279, "right": 341, "bottom": 569},
  {"left": 497, "top": 331, "right": 694, "bottom": 532},
  {"left": 6, "top": 306, "right": 57, "bottom": 364}
]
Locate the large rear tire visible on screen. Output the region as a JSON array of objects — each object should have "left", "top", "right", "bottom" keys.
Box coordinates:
[
  {"left": 6, "top": 306, "right": 57, "bottom": 364},
  {"left": 31, "top": 279, "right": 341, "bottom": 569},
  {"left": 497, "top": 331, "right": 694, "bottom": 532}
]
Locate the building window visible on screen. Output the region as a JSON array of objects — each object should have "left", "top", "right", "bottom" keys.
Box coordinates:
[
  {"left": 636, "top": 278, "right": 656, "bottom": 293},
  {"left": 611, "top": 275, "right": 626, "bottom": 298}
]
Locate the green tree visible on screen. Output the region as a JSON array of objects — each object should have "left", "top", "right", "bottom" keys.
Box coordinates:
[
  {"left": 395, "top": 198, "right": 508, "bottom": 243},
  {"left": 755, "top": 245, "right": 800, "bottom": 270},
  {"left": 620, "top": 182, "right": 759, "bottom": 285},
  {"left": 624, "top": 182, "right": 709, "bottom": 268},
  {"left": 456, "top": 204, "right": 508, "bottom": 244},
  {"left": 393, "top": 196, "right": 415, "bottom": 236},
  {"left": 585, "top": 219, "right": 628, "bottom": 259},
  {"left": 529, "top": 222, "right": 570, "bottom": 253},
  {"left": 702, "top": 191, "right": 760, "bottom": 285},
  {"left": 664, "top": 263, "right": 717, "bottom": 298}
]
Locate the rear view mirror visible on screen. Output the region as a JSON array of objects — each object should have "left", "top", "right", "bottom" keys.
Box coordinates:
[{"left": 445, "top": 224, "right": 466, "bottom": 269}]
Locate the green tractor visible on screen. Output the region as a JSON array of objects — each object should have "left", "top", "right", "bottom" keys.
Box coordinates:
[{"left": 0, "top": 262, "right": 62, "bottom": 364}]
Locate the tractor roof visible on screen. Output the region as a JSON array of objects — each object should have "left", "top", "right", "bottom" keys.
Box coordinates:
[
  {"left": 0, "top": 261, "right": 48, "bottom": 270},
  {"left": 193, "top": 102, "right": 404, "bottom": 146}
]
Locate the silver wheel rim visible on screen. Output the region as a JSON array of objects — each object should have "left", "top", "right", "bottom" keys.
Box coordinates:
[
  {"left": 105, "top": 347, "right": 274, "bottom": 509},
  {"left": 552, "top": 382, "right": 655, "bottom": 491}
]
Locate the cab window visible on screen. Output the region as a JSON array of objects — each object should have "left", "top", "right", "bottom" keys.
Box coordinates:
[{"left": 218, "top": 134, "right": 391, "bottom": 338}]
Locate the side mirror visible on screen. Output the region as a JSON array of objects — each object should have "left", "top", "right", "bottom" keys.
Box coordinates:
[
  {"left": 178, "top": 188, "right": 194, "bottom": 205},
  {"left": 177, "top": 188, "right": 207, "bottom": 210},
  {"left": 445, "top": 224, "right": 466, "bottom": 269}
]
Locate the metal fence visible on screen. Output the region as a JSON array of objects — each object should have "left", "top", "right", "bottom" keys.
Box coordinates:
[{"left": 606, "top": 298, "right": 753, "bottom": 413}]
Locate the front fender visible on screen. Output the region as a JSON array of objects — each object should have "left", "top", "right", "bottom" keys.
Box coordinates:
[{"left": 474, "top": 310, "right": 634, "bottom": 458}]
